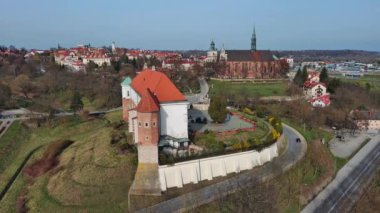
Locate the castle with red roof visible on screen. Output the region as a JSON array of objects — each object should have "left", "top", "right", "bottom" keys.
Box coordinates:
[
  {"left": 121, "top": 69, "right": 189, "bottom": 164},
  {"left": 121, "top": 68, "right": 189, "bottom": 195}
]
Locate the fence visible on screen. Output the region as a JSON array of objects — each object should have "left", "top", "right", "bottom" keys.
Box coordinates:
[{"left": 158, "top": 142, "right": 278, "bottom": 191}]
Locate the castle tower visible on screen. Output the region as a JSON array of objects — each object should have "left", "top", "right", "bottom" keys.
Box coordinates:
[
  {"left": 121, "top": 77, "right": 133, "bottom": 121},
  {"left": 251, "top": 25, "right": 257, "bottom": 51},
  {"left": 129, "top": 89, "right": 161, "bottom": 196},
  {"left": 135, "top": 89, "right": 159, "bottom": 163}
]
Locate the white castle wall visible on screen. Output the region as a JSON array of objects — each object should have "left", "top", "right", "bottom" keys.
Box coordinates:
[{"left": 158, "top": 142, "right": 278, "bottom": 191}]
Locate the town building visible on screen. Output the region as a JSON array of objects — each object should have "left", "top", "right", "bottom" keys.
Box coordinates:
[
  {"left": 303, "top": 72, "right": 331, "bottom": 107},
  {"left": 204, "top": 40, "right": 218, "bottom": 63},
  {"left": 162, "top": 58, "right": 196, "bottom": 71},
  {"left": 206, "top": 27, "right": 289, "bottom": 79},
  {"left": 53, "top": 43, "right": 125, "bottom": 71},
  {"left": 353, "top": 110, "right": 380, "bottom": 132}
]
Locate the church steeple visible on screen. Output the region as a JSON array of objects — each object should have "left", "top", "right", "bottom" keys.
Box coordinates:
[
  {"left": 251, "top": 25, "right": 257, "bottom": 51},
  {"left": 210, "top": 40, "right": 216, "bottom": 51}
]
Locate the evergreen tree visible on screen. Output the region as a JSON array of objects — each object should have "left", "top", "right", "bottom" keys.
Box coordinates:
[
  {"left": 320, "top": 67, "right": 329, "bottom": 84},
  {"left": 302, "top": 66, "right": 308, "bottom": 83},
  {"left": 70, "top": 91, "right": 83, "bottom": 114},
  {"left": 293, "top": 68, "right": 303, "bottom": 87},
  {"left": 327, "top": 78, "right": 341, "bottom": 94},
  {"left": 208, "top": 96, "right": 228, "bottom": 123}
]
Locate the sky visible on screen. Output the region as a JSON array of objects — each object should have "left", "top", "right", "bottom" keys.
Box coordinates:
[{"left": 0, "top": 0, "right": 379, "bottom": 51}]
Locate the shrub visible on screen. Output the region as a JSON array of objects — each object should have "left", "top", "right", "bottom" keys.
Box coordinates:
[
  {"left": 159, "top": 154, "right": 175, "bottom": 165},
  {"left": 231, "top": 141, "right": 251, "bottom": 150},
  {"left": 204, "top": 129, "right": 211, "bottom": 134},
  {"left": 131, "top": 155, "right": 138, "bottom": 166},
  {"left": 110, "top": 130, "right": 127, "bottom": 144},
  {"left": 209, "top": 96, "right": 228, "bottom": 123},
  {"left": 243, "top": 107, "right": 254, "bottom": 115},
  {"left": 268, "top": 115, "right": 283, "bottom": 134}
]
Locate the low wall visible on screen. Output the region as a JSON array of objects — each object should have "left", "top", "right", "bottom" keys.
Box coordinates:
[
  {"left": 192, "top": 103, "right": 209, "bottom": 111},
  {"left": 158, "top": 142, "right": 278, "bottom": 191}
]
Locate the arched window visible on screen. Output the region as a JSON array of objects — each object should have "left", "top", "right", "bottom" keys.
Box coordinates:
[{"left": 145, "top": 122, "right": 149, "bottom": 128}]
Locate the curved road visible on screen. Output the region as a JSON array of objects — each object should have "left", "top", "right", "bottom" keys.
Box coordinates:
[
  {"left": 137, "top": 124, "right": 307, "bottom": 213},
  {"left": 185, "top": 77, "right": 209, "bottom": 104}
]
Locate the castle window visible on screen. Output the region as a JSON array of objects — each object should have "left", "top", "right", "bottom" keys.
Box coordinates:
[
  {"left": 145, "top": 136, "right": 149, "bottom": 141},
  {"left": 145, "top": 122, "right": 149, "bottom": 128},
  {"left": 138, "top": 122, "right": 142, "bottom": 127},
  {"left": 152, "top": 121, "right": 156, "bottom": 127}
]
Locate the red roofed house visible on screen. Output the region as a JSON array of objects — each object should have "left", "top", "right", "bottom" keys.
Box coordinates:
[
  {"left": 303, "top": 72, "right": 331, "bottom": 107},
  {"left": 121, "top": 69, "right": 189, "bottom": 164}
]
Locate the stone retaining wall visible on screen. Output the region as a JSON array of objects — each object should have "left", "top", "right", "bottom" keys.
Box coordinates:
[{"left": 158, "top": 142, "right": 278, "bottom": 191}]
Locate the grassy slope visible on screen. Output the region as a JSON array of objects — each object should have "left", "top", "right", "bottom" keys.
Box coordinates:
[
  {"left": 334, "top": 74, "right": 380, "bottom": 91},
  {"left": 209, "top": 80, "right": 288, "bottom": 97},
  {"left": 0, "top": 111, "right": 136, "bottom": 212}
]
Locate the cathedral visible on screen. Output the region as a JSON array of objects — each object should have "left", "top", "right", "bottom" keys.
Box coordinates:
[{"left": 207, "top": 27, "right": 289, "bottom": 79}]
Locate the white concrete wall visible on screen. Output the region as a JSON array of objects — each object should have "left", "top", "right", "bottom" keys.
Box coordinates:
[
  {"left": 192, "top": 103, "right": 210, "bottom": 111},
  {"left": 160, "top": 102, "right": 189, "bottom": 139},
  {"left": 159, "top": 142, "right": 278, "bottom": 191}
]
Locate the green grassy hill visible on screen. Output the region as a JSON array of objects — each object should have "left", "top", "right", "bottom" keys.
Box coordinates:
[{"left": 0, "top": 111, "right": 137, "bottom": 212}]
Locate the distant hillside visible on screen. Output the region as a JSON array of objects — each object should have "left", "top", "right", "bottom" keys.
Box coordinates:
[{"left": 277, "top": 50, "right": 380, "bottom": 63}]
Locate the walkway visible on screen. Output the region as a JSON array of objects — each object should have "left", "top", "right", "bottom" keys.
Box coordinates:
[
  {"left": 302, "top": 135, "right": 380, "bottom": 213},
  {"left": 0, "top": 119, "right": 13, "bottom": 139},
  {"left": 185, "top": 77, "right": 209, "bottom": 104},
  {"left": 136, "top": 124, "right": 307, "bottom": 212}
]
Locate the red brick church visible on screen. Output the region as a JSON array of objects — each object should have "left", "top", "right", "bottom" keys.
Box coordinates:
[{"left": 211, "top": 27, "right": 289, "bottom": 79}]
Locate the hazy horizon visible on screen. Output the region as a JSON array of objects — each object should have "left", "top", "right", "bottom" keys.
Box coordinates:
[{"left": 1, "top": 0, "right": 379, "bottom": 51}]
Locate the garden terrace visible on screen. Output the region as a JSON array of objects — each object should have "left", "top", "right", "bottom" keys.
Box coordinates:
[{"left": 159, "top": 111, "right": 276, "bottom": 165}]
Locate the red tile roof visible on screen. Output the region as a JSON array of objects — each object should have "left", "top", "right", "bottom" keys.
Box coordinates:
[
  {"left": 136, "top": 89, "right": 160, "bottom": 113},
  {"left": 304, "top": 81, "right": 326, "bottom": 88},
  {"left": 310, "top": 94, "right": 331, "bottom": 106},
  {"left": 131, "top": 69, "right": 186, "bottom": 103}
]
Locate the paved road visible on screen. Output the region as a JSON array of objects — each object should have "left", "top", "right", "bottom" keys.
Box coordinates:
[
  {"left": 0, "top": 119, "right": 13, "bottom": 139},
  {"left": 185, "top": 77, "right": 209, "bottom": 104},
  {"left": 137, "top": 125, "right": 307, "bottom": 213},
  {"left": 302, "top": 136, "right": 380, "bottom": 213}
]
